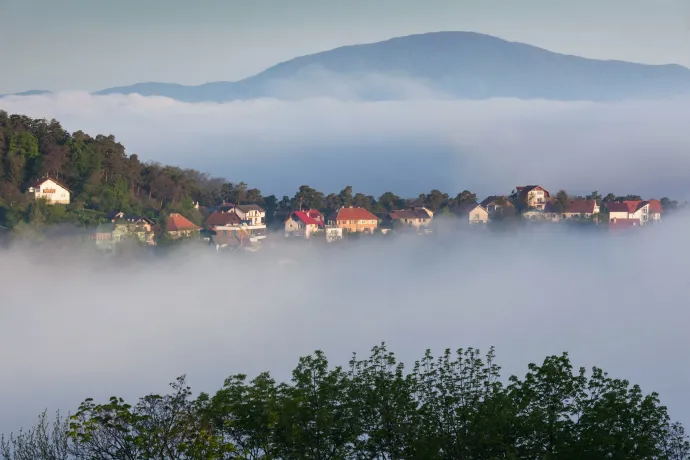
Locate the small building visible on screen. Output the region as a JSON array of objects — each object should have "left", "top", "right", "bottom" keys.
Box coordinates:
[
  {"left": 455, "top": 203, "right": 489, "bottom": 224},
  {"left": 285, "top": 211, "right": 321, "bottom": 239},
  {"left": 607, "top": 201, "right": 650, "bottom": 226},
  {"left": 166, "top": 213, "right": 201, "bottom": 239},
  {"left": 325, "top": 226, "right": 344, "bottom": 242},
  {"left": 387, "top": 207, "right": 433, "bottom": 229},
  {"left": 105, "top": 211, "right": 156, "bottom": 244},
  {"left": 27, "top": 177, "right": 71, "bottom": 205},
  {"left": 562, "top": 200, "right": 600, "bottom": 219},
  {"left": 511, "top": 186, "right": 550, "bottom": 210},
  {"left": 328, "top": 207, "right": 379, "bottom": 234},
  {"left": 204, "top": 211, "right": 243, "bottom": 231},
  {"left": 648, "top": 199, "right": 663, "bottom": 223},
  {"left": 480, "top": 196, "right": 514, "bottom": 217},
  {"left": 232, "top": 204, "right": 266, "bottom": 226}
]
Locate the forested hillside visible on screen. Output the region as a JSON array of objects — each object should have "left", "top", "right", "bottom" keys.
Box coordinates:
[{"left": 2, "top": 344, "right": 689, "bottom": 459}]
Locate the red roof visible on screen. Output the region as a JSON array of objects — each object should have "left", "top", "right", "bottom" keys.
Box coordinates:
[
  {"left": 565, "top": 199, "right": 597, "bottom": 214},
  {"left": 167, "top": 213, "right": 201, "bottom": 232},
  {"left": 205, "top": 211, "right": 242, "bottom": 228},
  {"left": 333, "top": 207, "right": 378, "bottom": 222},
  {"left": 607, "top": 200, "right": 648, "bottom": 214},
  {"left": 648, "top": 199, "right": 663, "bottom": 214},
  {"left": 290, "top": 211, "right": 319, "bottom": 226}
]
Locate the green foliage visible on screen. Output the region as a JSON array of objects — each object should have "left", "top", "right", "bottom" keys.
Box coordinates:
[{"left": 4, "top": 345, "right": 688, "bottom": 459}]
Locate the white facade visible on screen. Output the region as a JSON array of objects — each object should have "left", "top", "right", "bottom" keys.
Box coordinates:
[
  {"left": 233, "top": 206, "right": 266, "bottom": 226},
  {"left": 28, "top": 179, "right": 70, "bottom": 205},
  {"left": 284, "top": 217, "right": 318, "bottom": 239},
  {"left": 214, "top": 224, "right": 267, "bottom": 242},
  {"left": 609, "top": 203, "right": 650, "bottom": 226},
  {"left": 325, "top": 226, "right": 343, "bottom": 243}
]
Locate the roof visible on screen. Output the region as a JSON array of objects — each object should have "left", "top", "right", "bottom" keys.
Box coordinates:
[
  {"left": 515, "top": 185, "right": 547, "bottom": 195},
  {"left": 648, "top": 199, "right": 664, "bottom": 214},
  {"left": 607, "top": 201, "right": 648, "bottom": 214},
  {"left": 480, "top": 196, "right": 512, "bottom": 207},
  {"left": 235, "top": 204, "right": 265, "bottom": 213},
  {"left": 454, "top": 202, "right": 484, "bottom": 215},
  {"left": 28, "top": 176, "right": 72, "bottom": 192},
  {"left": 167, "top": 213, "right": 201, "bottom": 232},
  {"left": 290, "top": 211, "right": 319, "bottom": 226},
  {"left": 332, "top": 207, "right": 378, "bottom": 222},
  {"left": 389, "top": 208, "right": 432, "bottom": 220},
  {"left": 107, "top": 211, "right": 154, "bottom": 225},
  {"left": 565, "top": 199, "right": 597, "bottom": 214},
  {"left": 205, "top": 211, "right": 242, "bottom": 228},
  {"left": 306, "top": 209, "right": 325, "bottom": 227}
]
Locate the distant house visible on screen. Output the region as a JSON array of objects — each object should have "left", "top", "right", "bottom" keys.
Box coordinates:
[
  {"left": 387, "top": 207, "right": 433, "bottom": 229},
  {"left": 204, "top": 211, "right": 243, "bottom": 231},
  {"left": 324, "top": 226, "right": 344, "bottom": 242},
  {"left": 511, "top": 186, "right": 550, "bottom": 210},
  {"left": 648, "top": 199, "right": 663, "bottom": 223},
  {"left": 455, "top": 203, "right": 489, "bottom": 224},
  {"left": 607, "top": 201, "right": 650, "bottom": 226},
  {"left": 480, "top": 196, "right": 514, "bottom": 217},
  {"left": 166, "top": 213, "right": 201, "bottom": 239},
  {"left": 328, "top": 207, "right": 379, "bottom": 234},
  {"left": 27, "top": 177, "right": 70, "bottom": 205},
  {"left": 285, "top": 211, "right": 321, "bottom": 239},
  {"left": 232, "top": 204, "right": 266, "bottom": 226},
  {"left": 306, "top": 209, "right": 325, "bottom": 227},
  {"left": 209, "top": 232, "right": 241, "bottom": 251},
  {"left": 105, "top": 211, "right": 156, "bottom": 244},
  {"left": 563, "top": 200, "right": 600, "bottom": 219}
]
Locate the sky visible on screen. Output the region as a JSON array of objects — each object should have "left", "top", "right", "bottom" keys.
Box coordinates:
[
  {"left": 2, "top": 219, "right": 690, "bottom": 436},
  {"left": 1, "top": 0, "right": 689, "bottom": 93}
]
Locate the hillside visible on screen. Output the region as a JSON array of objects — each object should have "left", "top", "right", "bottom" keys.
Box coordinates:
[{"left": 93, "top": 31, "right": 690, "bottom": 102}]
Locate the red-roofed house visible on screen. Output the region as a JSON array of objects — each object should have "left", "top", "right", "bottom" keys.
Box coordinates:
[
  {"left": 306, "top": 209, "right": 325, "bottom": 228},
  {"left": 285, "top": 211, "right": 321, "bottom": 239},
  {"left": 166, "top": 213, "right": 201, "bottom": 239},
  {"left": 563, "top": 199, "right": 600, "bottom": 219},
  {"left": 204, "top": 211, "right": 243, "bottom": 231},
  {"left": 648, "top": 199, "right": 663, "bottom": 223},
  {"left": 607, "top": 201, "right": 650, "bottom": 226},
  {"left": 328, "top": 206, "right": 379, "bottom": 234}
]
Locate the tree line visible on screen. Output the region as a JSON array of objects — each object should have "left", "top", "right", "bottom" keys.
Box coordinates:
[
  {"left": 0, "top": 110, "right": 684, "bottom": 234},
  {"left": 2, "top": 344, "right": 688, "bottom": 459}
]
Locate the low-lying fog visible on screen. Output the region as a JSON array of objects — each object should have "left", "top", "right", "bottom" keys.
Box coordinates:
[
  {"left": 2, "top": 218, "right": 690, "bottom": 435},
  {"left": 2, "top": 91, "right": 690, "bottom": 200}
]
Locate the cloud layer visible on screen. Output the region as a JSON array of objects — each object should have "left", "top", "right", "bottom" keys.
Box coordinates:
[
  {"left": 2, "top": 218, "right": 690, "bottom": 436},
  {"left": 1, "top": 92, "right": 689, "bottom": 200}
]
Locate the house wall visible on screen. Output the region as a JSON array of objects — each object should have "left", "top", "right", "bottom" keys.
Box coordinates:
[
  {"left": 325, "top": 227, "right": 343, "bottom": 242},
  {"left": 468, "top": 207, "right": 489, "bottom": 224},
  {"left": 527, "top": 190, "right": 547, "bottom": 209},
  {"left": 32, "top": 180, "right": 70, "bottom": 204},
  {"left": 335, "top": 219, "right": 378, "bottom": 233},
  {"left": 284, "top": 219, "right": 317, "bottom": 238},
  {"left": 168, "top": 229, "right": 199, "bottom": 240}
]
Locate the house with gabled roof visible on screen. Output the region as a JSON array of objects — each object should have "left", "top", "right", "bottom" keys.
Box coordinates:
[
  {"left": 204, "top": 211, "right": 243, "bottom": 231},
  {"left": 285, "top": 211, "right": 321, "bottom": 239},
  {"left": 328, "top": 206, "right": 379, "bottom": 234},
  {"left": 480, "top": 196, "right": 514, "bottom": 217},
  {"left": 166, "top": 213, "right": 201, "bottom": 239},
  {"left": 387, "top": 207, "right": 433, "bottom": 229},
  {"left": 607, "top": 201, "right": 650, "bottom": 226},
  {"left": 563, "top": 200, "right": 600, "bottom": 219},
  {"left": 510, "top": 185, "right": 550, "bottom": 210},
  {"left": 27, "top": 177, "right": 71, "bottom": 205},
  {"left": 455, "top": 203, "right": 489, "bottom": 224},
  {"left": 647, "top": 199, "right": 663, "bottom": 223}
]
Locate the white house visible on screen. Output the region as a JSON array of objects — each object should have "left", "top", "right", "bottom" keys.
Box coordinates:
[
  {"left": 232, "top": 204, "right": 266, "bottom": 226},
  {"left": 607, "top": 201, "right": 650, "bottom": 226},
  {"left": 27, "top": 177, "right": 71, "bottom": 205},
  {"left": 285, "top": 211, "right": 322, "bottom": 239}
]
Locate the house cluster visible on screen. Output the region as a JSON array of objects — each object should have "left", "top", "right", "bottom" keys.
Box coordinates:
[{"left": 25, "top": 178, "right": 667, "bottom": 253}]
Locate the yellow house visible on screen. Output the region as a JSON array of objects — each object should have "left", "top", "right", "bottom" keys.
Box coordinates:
[{"left": 328, "top": 207, "right": 379, "bottom": 233}]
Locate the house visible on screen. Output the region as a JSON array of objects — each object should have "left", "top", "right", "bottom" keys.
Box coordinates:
[
  {"left": 166, "top": 213, "right": 201, "bottom": 239},
  {"left": 204, "top": 211, "right": 243, "bottom": 231},
  {"left": 607, "top": 201, "right": 650, "bottom": 226},
  {"left": 387, "top": 207, "right": 433, "bottom": 229},
  {"left": 27, "top": 177, "right": 71, "bottom": 205},
  {"left": 480, "top": 196, "right": 514, "bottom": 217},
  {"left": 511, "top": 186, "right": 550, "bottom": 210},
  {"left": 306, "top": 209, "right": 325, "bottom": 227},
  {"left": 105, "top": 211, "right": 156, "bottom": 244},
  {"left": 455, "top": 203, "right": 489, "bottom": 224},
  {"left": 209, "top": 232, "right": 242, "bottom": 251},
  {"left": 285, "top": 211, "right": 321, "bottom": 239},
  {"left": 328, "top": 206, "right": 379, "bottom": 233},
  {"left": 324, "top": 226, "right": 344, "bottom": 242},
  {"left": 648, "top": 199, "right": 663, "bottom": 223},
  {"left": 563, "top": 200, "right": 600, "bottom": 219},
  {"left": 232, "top": 204, "right": 266, "bottom": 226}
]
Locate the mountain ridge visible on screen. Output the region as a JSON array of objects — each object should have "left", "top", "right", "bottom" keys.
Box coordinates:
[{"left": 5, "top": 32, "right": 690, "bottom": 102}]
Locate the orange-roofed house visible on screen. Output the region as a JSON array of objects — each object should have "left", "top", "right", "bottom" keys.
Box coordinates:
[
  {"left": 328, "top": 206, "right": 379, "bottom": 234},
  {"left": 166, "top": 213, "right": 201, "bottom": 239}
]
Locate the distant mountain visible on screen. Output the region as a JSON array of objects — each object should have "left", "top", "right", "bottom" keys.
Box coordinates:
[{"left": 0, "top": 89, "right": 51, "bottom": 98}]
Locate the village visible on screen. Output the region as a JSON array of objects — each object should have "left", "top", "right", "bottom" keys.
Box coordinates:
[{"left": 23, "top": 177, "right": 670, "bottom": 253}]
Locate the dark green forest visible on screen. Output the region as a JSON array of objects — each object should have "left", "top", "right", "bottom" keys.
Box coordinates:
[
  {"left": 2, "top": 111, "right": 682, "bottom": 237},
  {"left": 2, "top": 344, "right": 688, "bottom": 459}
]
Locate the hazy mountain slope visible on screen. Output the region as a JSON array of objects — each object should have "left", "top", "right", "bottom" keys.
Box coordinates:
[{"left": 82, "top": 32, "right": 690, "bottom": 102}]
